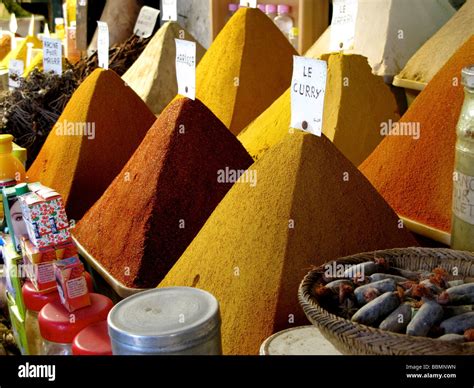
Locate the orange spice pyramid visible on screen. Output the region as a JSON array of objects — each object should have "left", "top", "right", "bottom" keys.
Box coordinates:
[
  {"left": 196, "top": 8, "right": 297, "bottom": 136},
  {"left": 159, "top": 131, "right": 418, "bottom": 355},
  {"left": 73, "top": 97, "right": 253, "bottom": 289},
  {"left": 27, "top": 69, "right": 156, "bottom": 220},
  {"left": 360, "top": 36, "right": 474, "bottom": 233}
]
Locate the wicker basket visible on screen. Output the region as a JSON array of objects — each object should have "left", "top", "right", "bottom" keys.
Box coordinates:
[{"left": 298, "top": 247, "right": 474, "bottom": 355}]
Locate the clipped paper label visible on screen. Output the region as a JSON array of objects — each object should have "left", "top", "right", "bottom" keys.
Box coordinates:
[
  {"left": 162, "top": 0, "right": 178, "bottom": 21},
  {"left": 42, "top": 37, "right": 62, "bottom": 75},
  {"left": 290, "top": 56, "right": 327, "bottom": 136},
  {"left": 175, "top": 39, "right": 196, "bottom": 100},
  {"left": 134, "top": 6, "right": 160, "bottom": 38},
  {"left": 240, "top": 0, "right": 257, "bottom": 7},
  {"left": 330, "top": 0, "right": 358, "bottom": 51},
  {"left": 8, "top": 59, "right": 23, "bottom": 89},
  {"left": 453, "top": 171, "right": 474, "bottom": 225},
  {"left": 97, "top": 21, "right": 109, "bottom": 69}
]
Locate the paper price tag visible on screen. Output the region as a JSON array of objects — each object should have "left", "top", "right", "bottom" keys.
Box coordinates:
[
  {"left": 175, "top": 39, "right": 196, "bottom": 100},
  {"left": 42, "top": 38, "right": 62, "bottom": 75},
  {"left": 239, "top": 0, "right": 257, "bottom": 7},
  {"left": 78, "top": 0, "right": 87, "bottom": 6},
  {"left": 134, "top": 6, "right": 160, "bottom": 38},
  {"left": 290, "top": 56, "right": 327, "bottom": 137},
  {"left": 8, "top": 59, "right": 23, "bottom": 89},
  {"left": 330, "top": 0, "right": 358, "bottom": 51},
  {"left": 97, "top": 21, "right": 109, "bottom": 69},
  {"left": 162, "top": 0, "right": 178, "bottom": 22}
]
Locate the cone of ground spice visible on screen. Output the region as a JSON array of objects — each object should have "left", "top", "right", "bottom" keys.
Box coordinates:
[
  {"left": 27, "top": 68, "right": 156, "bottom": 221},
  {"left": 360, "top": 36, "right": 474, "bottom": 233},
  {"left": 196, "top": 8, "right": 297, "bottom": 136},
  {"left": 159, "top": 131, "right": 418, "bottom": 355},
  {"left": 239, "top": 53, "right": 399, "bottom": 166},
  {"left": 73, "top": 97, "right": 253, "bottom": 289},
  {"left": 123, "top": 22, "right": 206, "bottom": 115},
  {"left": 396, "top": 0, "right": 474, "bottom": 85}
]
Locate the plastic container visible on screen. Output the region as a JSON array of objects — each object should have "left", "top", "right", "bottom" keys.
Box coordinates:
[
  {"left": 54, "top": 18, "right": 65, "bottom": 40},
  {"left": 0, "top": 134, "right": 26, "bottom": 221},
  {"left": 72, "top": 320, "right": 112, "bottom": 355},
  {"left": 289, "top": 27, "right": 299, "bottom": 51},
  {"left": 274, "top": 5, "right": 294, "bottom": 39},
  {"left": 0, "top": 134, "right": 26, "bottom": 188},
  {"left": 22, "top": 281, "right": 59, "bottom": 355},
  {"left": 265, "top": 4, "right": 278, "bottom": 20},
  {"left": 451, "top": 66, "right": 474, "bottom": 251},
  {"left": 260, "top": 326, "right": 342, "bottom": 355},
  {"left": 38, "top": 293, "right": 113, "bottom": 355},
  {"left": 108, "top": 287, "right": 222, "bottom": 355}
]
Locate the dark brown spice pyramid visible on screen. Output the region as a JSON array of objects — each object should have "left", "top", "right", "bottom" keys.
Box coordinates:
[
  {"left": 73, "top": 97, "right": 254, "bottom": 288},
  {"left": 159, "top": 131, "right": 418, "bottom": 355},
  {"left": 27, "top": 69, "right": 156, "bottom": 220}
]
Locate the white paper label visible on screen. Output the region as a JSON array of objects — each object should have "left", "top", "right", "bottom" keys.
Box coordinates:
[
  {"left": 290, "top": 56, "right": 327, "bottom": 137},
  {"left": 97, "top": 21, "right": 109, "bottom": 69},
  {"left": 42, "top": 37, "right": 62, "bottom": 75},
  {"left": 78, "top": 0, "right": 87, "bottom": 6},
  {"left": 330, "top": 0, "right": 358, "bottom": 51},
  {"left": 175, "top": 39, "right": 196, "bottom": 100},
  {"left": 161, "top": 0, "right": 178, "bottom": 22},
  {"left": 239, "top": 0, "right": 257, "bottom": 8},
  {"left": 453, "top": 171, "right": 474, "bottom": 225},
  {"left": 8, "top": 59, "right": 23, "bottom": 89},
  {"left": 134, "top": 6, "right": 160, "bottom": 38}
]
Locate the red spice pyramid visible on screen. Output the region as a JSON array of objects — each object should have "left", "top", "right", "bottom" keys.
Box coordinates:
[
  {"left": 159, "top": 131, "right": 418, "bottom": 355},
  {"left": 73, "top": 97, "right": 254, "bottom": 288},
  {"left": 360, "top": 36, "right": 474, "bottom": 232},
  {"left": 27, "top": 69, "right": 156, "bottom": 220}
]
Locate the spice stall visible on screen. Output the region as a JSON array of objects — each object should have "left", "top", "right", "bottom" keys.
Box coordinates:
[{"left": 0, "top": 0, "right": 472, "bottom": 360}]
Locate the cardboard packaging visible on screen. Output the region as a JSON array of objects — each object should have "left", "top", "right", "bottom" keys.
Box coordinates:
[{"left": 54, "top": 257, "right": 91, "bottom": 312}]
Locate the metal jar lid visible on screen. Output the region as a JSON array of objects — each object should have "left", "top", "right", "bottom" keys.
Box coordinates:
[
  {"left": 462, "top": 65, "right": 474, "bottom": 89},
  {"left": 107, "top": 287, "right": 221, "bottom": 353}
]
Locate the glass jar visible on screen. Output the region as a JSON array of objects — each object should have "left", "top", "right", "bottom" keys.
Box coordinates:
[
  {"left": 22, "top": 281, "right": 59, "bottom": 355},
  {"left": 38, "top": 293, "right": 113, "bottom": 355},
  {"left": 72, "top": 320, "right": 112, "bottom": 355},
  {"left": 451, "top": 66, "right": 474, "bottom": 251}
]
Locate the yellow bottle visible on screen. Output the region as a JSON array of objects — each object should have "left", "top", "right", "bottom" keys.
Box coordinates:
[
  {"left": 67, "top": 0, "right": 76, "bottom": 25},
  {"left": 0, "top": 134, "right": 26, "bottom": 221}
]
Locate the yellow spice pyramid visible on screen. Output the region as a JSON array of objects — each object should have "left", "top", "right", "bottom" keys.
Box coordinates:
[
  {"left": 238, "top": 53, "right": 399, "bottom": 166},
  {"left": 196, "top": 8, "right": 297, "bottom": 136},
  {"left": 159, "top": 131, "right": 417, "bottom": 355}
]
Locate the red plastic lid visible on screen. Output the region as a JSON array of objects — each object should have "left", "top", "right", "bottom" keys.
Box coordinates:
[
  {"left": 72, "top": 321, "right": 112, "bottom": 356},
  {"left": 38, "top": 293, "right": 113, "bottom": 344},
  {"left": 22, "top": 281, "right": 59, "bottom": 312}
]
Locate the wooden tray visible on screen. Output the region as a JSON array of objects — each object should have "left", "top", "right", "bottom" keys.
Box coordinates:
[{"left": 72, "top": 236, "right": 148, "bottom": 299}]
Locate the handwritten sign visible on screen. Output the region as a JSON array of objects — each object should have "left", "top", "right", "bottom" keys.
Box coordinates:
[
  {"left": 175, "top": 39, "right": 196, "bottom": 100},
  {"left": 97, "top": 21, "right": 109, "bottom": 69},
  {"left": 330, "top": 0, "right": 358, "bottom": 51},
  {"left": 290, "top": 56, "right": 327, "bottom": 136},
  {"left": 134, "top": 6, "right": 160, "bottom": 38},
  {"left": 42, "top": 38, "right": 62, "bottom": 75}
]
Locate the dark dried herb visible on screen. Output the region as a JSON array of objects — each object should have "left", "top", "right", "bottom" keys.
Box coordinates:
[
  {"left": 0, "top": 67, "right": 79, "bottom": 167},
  {"left": 74, "top": 34, "right": 151, "bottom": 81}
]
